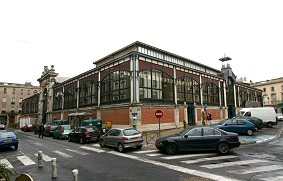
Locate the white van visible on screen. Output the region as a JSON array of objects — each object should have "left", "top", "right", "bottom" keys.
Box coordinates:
[{"left": 239, "top": 107, "right": 277, "bottom": 128}]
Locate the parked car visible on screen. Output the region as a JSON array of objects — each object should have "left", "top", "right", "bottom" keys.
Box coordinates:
[
  {"left": 0, "top": 131, "right": 18, "bottom": 150},
  {"left": 0, "top": 124, "right": 5, "bottom": 130},
  {"left": 155, "top": 126, "right": 240, "bottom": 155},
  {"left": 43, "top": 125, "right": 58, "bottom": 137},
  {"left": 213, "top": 118, "right": 256, "bottom": 136},
  {"left": 53, "top": 125, "right": 74, "bottom": 140},
  {"left": 235, "top": 116, "right": 264, "bottom": 131},
  {"left": 276, "top": 114, "right": 283, "bottom": 121},
  {"left": 69, "top": 126, "right": 101, "bottom": 144},
  {"left": 21, "top": 124, "right": 35, "bottom": 132},
  {"left": 99, "top": 128, "right": 143, "bottom": 152}
]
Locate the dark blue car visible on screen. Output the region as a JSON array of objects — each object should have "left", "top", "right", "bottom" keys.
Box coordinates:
[
  {"left": 213, "top": 118, "right": 256, "bottom": 136},
  {"left": 0, "top": 131, "right": 18, "bottom": 150}
]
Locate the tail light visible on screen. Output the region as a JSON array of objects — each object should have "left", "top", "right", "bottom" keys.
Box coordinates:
[
  {"left": 84, "top": 131, "right": 89, "bottom": 136},
  {"left": 122, "top": 137, "right": 128, "bottom": 140}
]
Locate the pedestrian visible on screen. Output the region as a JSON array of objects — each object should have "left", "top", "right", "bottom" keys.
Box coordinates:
[
  {"left": 183, "top": 120, "right": 187, "bottom": 129},
  {"left": 207, "top": 113, "right": 212, "bottom": 125},
  {"left": 201, "top": 111, "right": 206, "bottom": 126},
  {"left": 38, "top": 123, "right": 45, "bottom": 138}
]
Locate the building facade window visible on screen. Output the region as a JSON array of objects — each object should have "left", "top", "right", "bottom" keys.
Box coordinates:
[
  {"left": 79, "top": 81, "right": 98, "bottom": 107},
  {"left": 4, "top": 88, "right": 7, "bottom": 94},
  {"left": 12, "top": 88, "right": 15, "bottom": 94},
  {"left": 11, "top": 97, "right": 16, "bottom": 104},
  {"left": 139, "top": 69, "right": 174, "bottom": 102},
  {"left": 28, "top": 90, "right": 30, "bottom": 95},
  {"left": 101, "top": 71, "right": 130, "bottom": 104},
  {"left": 53, "top": 91, "right": 63, "bottom": 111},
  {"left": 202, "top": 82, "right": 219, "bottom": 106},
  {"left": 271, "top": 87, "right": 275, "bottom": 92},
  {"left": 176, "top": 77, "right": 200, "bottom": 104},
  {"left": 263, "top": 88, "right": 266, "bottom": 92},
  {"left": 21, "top": 89, "right": 23, "bottom": 95},
  {"left": 64, "top": 87, "right": 77, "bottom": 109}
]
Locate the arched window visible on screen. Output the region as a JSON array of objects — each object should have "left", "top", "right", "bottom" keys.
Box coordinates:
[
  {"left": 176, "top": 77, "right": 200, "bottom": 104},
  {"left": 79, "top": 81, "right": 98, "bottom": 107},
  {"left": 101, "top": 71, "right": 130, "bottom": 104},
  {"left": 202, "top": 82, "right": 219, "bottom": 106},
  {"left": 139, "top": 69, "right": 174, "bottom": 101}
]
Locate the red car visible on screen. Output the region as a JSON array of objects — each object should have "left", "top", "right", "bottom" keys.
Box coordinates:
[{"left": 21, "top": 124, "right": 35, "bottom": 132}]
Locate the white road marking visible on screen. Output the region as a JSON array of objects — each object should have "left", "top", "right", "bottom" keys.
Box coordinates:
[
  {"left": 107, "top": 151, "right": 241, "bottom": 181},
  {"left": 66, "top": 149, "right": 89, "bottom": 155},
  {"left": 134, "top": 150, "right": 158, "bottom": 154},
  {"left": 34, "top": 153, "right": 52, "bottom": 162},
  {"left": 227, "top": 165, "right": 283, "bottom": 174},
  {"left": 201, "top": 159, "right": 269, "bottom": 169},
  {"left": 91, "top": 144, "right": 100, "bottom": 147},
  {"left": 162, "top": 153, "right": 216, "bottom": 160},
  {"left": 0, "top": 158, "right": 14, "bottom": 168},
  {"left": 182, "top": 155, "right": 238, "bottom": 164},
  {"left": 146, "top": 153, "right": 163, "bottom": 157},
  {"left": 80, "top": 146, "right": 105, "bottom": 153},
  {"left": 53, "top": 150, "right": 73, "bottom": 158},
  {"left": 17, "top": 155, "right": 36, "bottom": 166},
  {"left": 260, "top": 176, "right": 283, "bottom": 181}
]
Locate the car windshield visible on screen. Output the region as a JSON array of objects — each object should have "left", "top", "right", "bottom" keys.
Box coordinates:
[
  {"left": 123, "top": 129, "right": 140, "bottom": 136},
  {"left": 86, "top": 126, "right": 99, "bottom": 132},
  {"left": 63, "top": 125, "right": 73, "bottom": 130}
]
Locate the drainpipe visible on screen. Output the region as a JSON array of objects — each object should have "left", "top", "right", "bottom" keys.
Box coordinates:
[{"left": 133, "top": 54, "right": 137, "bottom": 103}]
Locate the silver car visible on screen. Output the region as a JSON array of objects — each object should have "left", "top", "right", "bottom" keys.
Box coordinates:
[{"left": 99, "top": 128, "right": 143, "bottom": 152}]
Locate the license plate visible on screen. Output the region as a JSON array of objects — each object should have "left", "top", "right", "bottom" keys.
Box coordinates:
[
  {"left": 91, "top": 137, "right": 97, "bottom": 140},
  {"left": 4, "top": 140, "right": 12, "bottom": 143},
  {"left": 131, "top": 137, "right": 139, "bottom": 140}
]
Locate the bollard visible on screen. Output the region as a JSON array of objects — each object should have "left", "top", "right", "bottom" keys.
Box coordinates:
[
  {"left": 51, "top": 158, "right": 57, "bottom": 179},
  {"left": 72, "top": 169, "right": 79, "bottom": 181},
  {"left": 38, "top": 151, "right": 43, "bottom": 168}
]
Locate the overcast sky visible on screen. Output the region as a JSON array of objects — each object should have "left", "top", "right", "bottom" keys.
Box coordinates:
[{"left": 1, "top": 0, "right": 282, "bottom": 86}]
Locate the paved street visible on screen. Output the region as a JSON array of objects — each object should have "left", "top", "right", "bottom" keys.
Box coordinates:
[{"left": 1, "top": 122, "right": 283, "bottom": 181}]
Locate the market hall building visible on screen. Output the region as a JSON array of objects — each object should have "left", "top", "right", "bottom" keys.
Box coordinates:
[{"left": 21, "top": 41, "right": 263, "bottom": 131}]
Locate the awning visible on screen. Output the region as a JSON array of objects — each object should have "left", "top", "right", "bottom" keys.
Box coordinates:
[
  {"left": 68, "top": 112, "right": 92, "bottom": 117},
  {"left": 277, "top": 103, "right": 283, "bottom": 108}
]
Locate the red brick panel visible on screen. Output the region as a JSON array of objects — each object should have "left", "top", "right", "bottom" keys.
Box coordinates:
[
  {"left": 176, "top": 70, "right": 200, "bottom": 82},
  {"left": 196, "top": 109, "right": 202, "bottom": 121},
  {"left": 206, "top": 109, "right": 221, "bottom": 120},
  {"left": 101, "top": 108, "right": 130, "bottom": 125},
  {"left": 179, "top": 107, "right": 184, "bottom": 122},
  {"left": 141, "top": 107, "right": 174, "bottom": 124}
]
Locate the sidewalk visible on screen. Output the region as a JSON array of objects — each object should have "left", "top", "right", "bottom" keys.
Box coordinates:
[{"left": 143, "top": 121, "right": 283, "bottom": 149}]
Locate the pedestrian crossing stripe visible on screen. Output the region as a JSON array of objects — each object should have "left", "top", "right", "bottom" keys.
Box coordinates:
[
  {"left": 66, "top": 149, "right": 89, "bottom": 155},
  {"left": 80, "top": 146, "right": 105, "bottom": 153},
  {"left": 0, "top": 158, "right": 13, "bottom": 168},
  {"left": 34, "top": 153, "right": 53, "bottom": 162},
  {"left": 17, "top": 155, "right": 36, "bottom": 166},
  {"left": 182, "top": 155, "right": 238, "bottom": 164},
  {"left": 91, "top": 144, "right": 100, "bottom": 147},
  {"left": 162, "top": 153, "right": 216, "bottom": 160},
  {"left": 134, "top": 150, "right": 158, "bottom": 154},
  {"left": 53, "top": 150, "right": 73, "bottom": 158},
  {"left": 146, "top": 153, "right": 163, "bottom": 157},
  {"left": 260, "top": 175, "right": 283, "bottom": 181},
  {"left": 201, "top": 159, "right": 269, "bottom": 169},
  {"left": 227, "top": 165, "right": 283, "bottom": 175}
]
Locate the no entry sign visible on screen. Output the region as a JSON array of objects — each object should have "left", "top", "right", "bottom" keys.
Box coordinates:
[{"left": 155, "top": 110, "right": 163, "bottom": 119}]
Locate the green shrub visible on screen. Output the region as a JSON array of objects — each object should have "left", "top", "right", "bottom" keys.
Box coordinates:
[{"left": 0, "top": 162, "right": 14, "bottom": 181}]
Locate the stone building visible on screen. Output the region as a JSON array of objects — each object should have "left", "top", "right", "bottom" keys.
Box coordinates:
[
  {"left": 21, "top": 41, "right": 262, "bottom": 131},
  {"left": 0, "top": 82, "right": 40, "bottom": 127},
  {"left": 251, "top": 77, "right": 283, "bottom": 113}
]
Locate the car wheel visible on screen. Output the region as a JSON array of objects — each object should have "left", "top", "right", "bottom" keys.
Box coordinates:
[
  {"left": 217, "top": 142, "right": 230, "bottom": 154},
  {"left": 99, "top": 139, "right": 105, "bottom": 148},
  {"left": 118, "top": 143, "right": 124, "bottom": 153},
  {"left": 267, "top": 122, "right": 273, "bottom": 128},
  {"left": 246, "top": 129, "right": 254, "bottom": 136},
  {"left": 53, "top": 135, "right": 56, "bottom": 139},
  {"left": 79, "top": 138, "right": 84, "bottom": 144},
  {"left": 165, "top": 143, "right": 178, "bottom": 155},
  {"left": 136, "top": 145, "right": 142, "bottom": 150}
]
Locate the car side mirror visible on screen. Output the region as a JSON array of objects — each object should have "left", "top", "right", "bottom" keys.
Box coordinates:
[{"left": 184, "top": 135, "right": 188, "bottom": 138}]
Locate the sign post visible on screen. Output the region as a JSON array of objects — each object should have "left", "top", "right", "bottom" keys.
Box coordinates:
[{"left": 155, "top": 110, "right": 163, "bottom": 137}]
